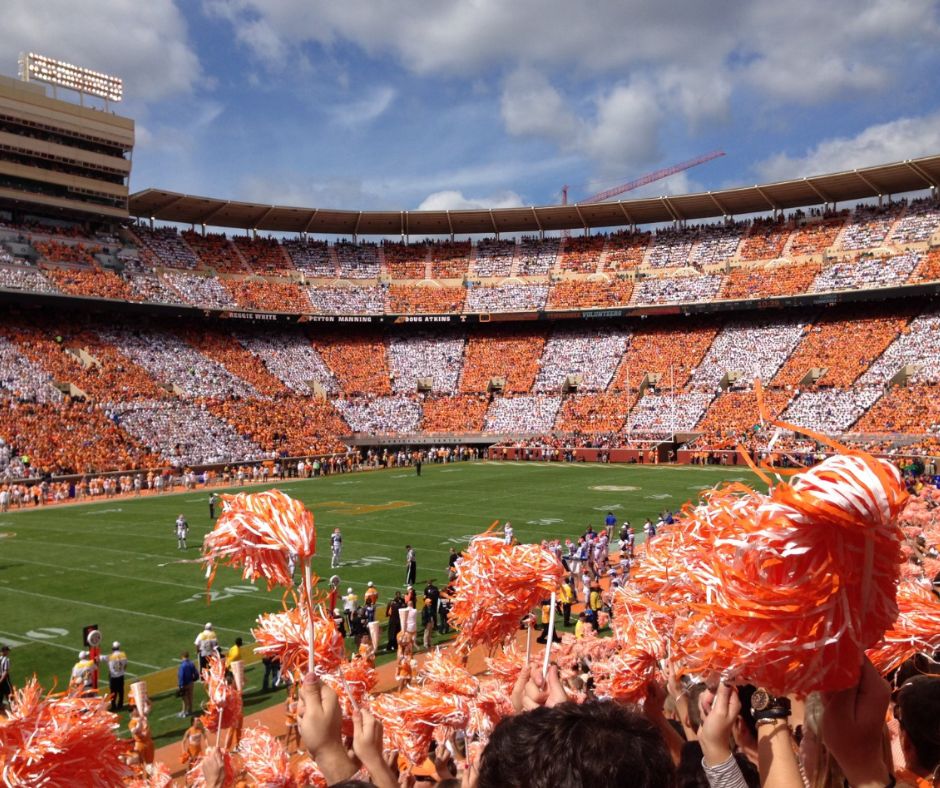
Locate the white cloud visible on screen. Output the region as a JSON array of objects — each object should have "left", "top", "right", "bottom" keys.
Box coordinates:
[
  {"left": 583, "top": 82, "right": 663, "bottom": 174},
  {"left": 329, "top": 86, "right": 397, "bottom": 128},
  {"left": 756, "top": 111, "right": 940, "bottom": 181},
  {"left": 1, "top": 0, "right": 203, "bottom": 102},
  {"left": 500, "top": 67, "right": 580, "bottom": 145},
  {"left": 417, "top": 190, "right": 524, "bottom": 211},
  {"left": 135, "top": 101, "right": 225, "bottom": 154}
]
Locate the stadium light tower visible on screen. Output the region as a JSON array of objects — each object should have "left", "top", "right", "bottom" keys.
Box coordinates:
[{"left": 18, "top": 52, "right": 123, "bottom": 109}]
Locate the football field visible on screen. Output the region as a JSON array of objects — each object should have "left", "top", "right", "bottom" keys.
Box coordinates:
[{"left": 0, "top": 460, "right": 761, "bottom": 743}]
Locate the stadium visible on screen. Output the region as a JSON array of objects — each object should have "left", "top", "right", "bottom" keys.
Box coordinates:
[{"left": 0, "top": 13, "right": 939, "bottom": 788}]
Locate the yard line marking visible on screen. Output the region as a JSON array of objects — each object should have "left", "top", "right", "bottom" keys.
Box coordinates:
[
  {"left": 0, "top": 553, "right": 282, "bottom": 599},
  {"left": 0, "top": 629, "right": 160, "bottom": 668},
  {"left": 0, "top": 587, "right": 250, "bottom": 635}
]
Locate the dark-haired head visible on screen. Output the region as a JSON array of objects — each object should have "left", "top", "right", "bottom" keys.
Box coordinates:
[{"left": 477, "top": 700, "right": 675, "bottom": 788}]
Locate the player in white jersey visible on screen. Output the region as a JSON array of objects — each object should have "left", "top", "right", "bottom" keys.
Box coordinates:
[
  {"left": 176, "top": 514, "right": 189, "bottom": 550},
  {"left": 194, "top": 623, "right": 218, "bottom": 672},
  {"left": 330, "top": 528, "right": 343, "bottom": 568}
]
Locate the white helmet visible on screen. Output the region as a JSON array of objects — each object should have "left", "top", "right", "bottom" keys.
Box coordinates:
[
  {"left": 79, "top": 650, "right": 89, "bottom": 659},
  {"left": 112, "top": 641, "right": 121, "bottom": 650},
  {"left": 204, "top": 623, "right": 213, "bottom": 630}
]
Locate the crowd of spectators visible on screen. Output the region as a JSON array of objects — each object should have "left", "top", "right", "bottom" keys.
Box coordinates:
[
  {"left": 788, "top": 216, "right": 846, "bottom": 256},
  {"left": 889, "top": 198, "right": 940, "bottom": 243},
  {"left": 2, "top": 323, "right": 168, "bottom": 403},
  {"left": 860, "top": 310, "right": 940, "bottom": 385},
  {"left": 693, "top": 388, "right": 794, "bottom": 439},
  {"left": 0, "top": 400, "right": 155, "bottom": 474},
  {"left": 106, "top": 400, "right": 265, "bottom": 467},
  {"left": 306, "top": 284, "right": 387, "bottom": 314},
  {"left": 839, "top": 203, "right": 905, "bottom": 250},
  {"left": 558, "top": 235, "right": 605, "bottom": 273},
  {"left": 32, "top": 239, "right": 100, "bottom": 266},
  {"left": 44, "top": 267, "right": 138, "bottom": 302},
  {"left": 236, "top": 331, "right": 338, "bottom": 395},
  {"left": 335, "top": 242, "right": 381, "bottom": 279},
  {"left": 483, "top": 394, "right": 562, "bottom": 433},
  {"left": 646, "top": 227, "right": 694, "bottom": 268},
  {"left": 473, "top": 238, "right": 515, "bottom": 277},
  {"left": 179, "top": 328, "right": 288, "bottom": 397},
  {"left": 692, "top": 318, "right": 806, "bottom": 390},
  {"left": 282, "top": 239, "right": 336, "bottom": 277},
  {"left": 910, "top": 247, "right": 940, "bottom": 283},
  {"left": 334, "top": 395, "right": 422, "bottom": 434},
  {"left": 534, "top": 329, "right": 629, "bottom": 392},
  {"left": 855, "top": 383, "right": 940, "bottom": 435},
  {"left": 312, "top": 335, "right": 392, "bottom": 396},
  {"left": 208, "top": 395, "right": 348, "bottom": 456},
  {"left": 459, "top": 330, "right": 545, "bottom": 394},
  {"left": 131, "top": 226, "right": 202, "bottom": 270},
  {"left": 688, "top": 223, "right": 744, "bottom": 266},
  {"left": 626, "top": 390, "right": 713, "bottom": 434},
  {"left": 603, "top": 230, "right": 650, "bottom": 271},
  {"left": 546, "top": 277, "right": 633, "bottom": 309},
  {"left": 514, "top": 237, "right": 559, "bottom": 276},
  {"left": 465, "top": 282, "right": 549, "bottom": 312},
  {"left": 388, "top": 284, "right": 465, "bottom": 314},
  {"left": 100, "top": 327, "right": 259, "bottom": 399},
  {"left": 120, "top": 257, "right": 185, "bottom": 304},
  {"left": 773, "top": 310, "right": 907, "bottom": 387},
  {"left": 718, "top": 261, "right": 821, "bottom": 300},
  {"left": 630, "top": 273, "right": 722, "bottom": 305},
  {"left": 555, "top": 392, "right": 630, "bottom": 433},
  {"left": 182, "top": 231, "right": 249, "bottom": 274},
  {"left": 0, "top": 334, "right": 63, "bottom": 402},
  {"left": 429, "top": 240, "right": 471, "bottom": 279},
  {"left": 0, "top": 265, "right": 58, "bottom": 293},
  {"left": 610, "top": 321, "right": 720, "bottom": 392},
  {"left": 387, "top": 333, "right": 465, "bottom": 393},
  {"left": 223, "top": 278, "right": 314, "bottom": 313},
  {"left": 161, "top": 270, "right": 237, "bottom": 309},
  {"left": 232, "top": 235, "right": 292, "bottom": 274},
  {"left": 420, "top": 393, "right": 489, "bottom": 432},
  {"left": 810, "top": 251, "right": 921, "bottom": 293},
  {"left": 383, "top": 242, "right": 428, "bottom": 279},
  {"left": 781, "top": 386, "right": 884, "bottom": 433},
  {"left": 738, "top": 218, "right": 792, "bottom": 261}
]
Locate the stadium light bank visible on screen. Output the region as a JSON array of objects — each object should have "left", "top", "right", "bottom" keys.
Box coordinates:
[{"left": 18, "top": 52, "right": 123, "bottom": 108}]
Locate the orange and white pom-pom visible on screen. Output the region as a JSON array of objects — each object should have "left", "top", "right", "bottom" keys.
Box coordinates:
[
  {"left": 867, "top": 579, "right": 940, "bottom": 675},
  {"left": 253, "top": 605, "right": 345, "bottom": 679},
  {"left": 294, "top": 756, "right": 329, "bottom": 788},
  {"left": 238, "top": 725, "right": 297, "bottom": 788},
  {"left": 484, "top": 640, "right": 526, "bottom": 694},
  {"left": 203, "top": 489, "right": 316, "bottom": 590},
  {"left": 372, "top": 687, "right": 470, "bottom": 765},
  {"left": 0, "top": 678, "right": 132, "bottom": 786},
  {"left": 449, "top": 534, "right": 564, "bottom": 649},
  {"left": 126, "top": 760, "right": 173, "bottom": 787},
  {"left": 633, "top": 452, "right": 908, "bottom": 693},
  {"left": 200, "top": 655, "right": 243, "bottom": 733},
  {"left": 186, "top": 748, "right": 236, "bottom": 788},
  {"left": 322, "top": 658, "right": 379, "bottom": 736}
]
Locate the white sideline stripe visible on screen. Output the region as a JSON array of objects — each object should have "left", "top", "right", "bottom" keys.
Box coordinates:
[
  {"left": 0, "top": 553, "right": 279, "bottom": 598},
  {"left": 0, "top": 628, "right": 160, "bottom": 669},
  {"left": 0, "top": 587, "right": 249, "bottom": 635}
]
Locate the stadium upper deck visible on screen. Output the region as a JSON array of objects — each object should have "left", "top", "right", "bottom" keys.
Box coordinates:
[{"left": 0, "top": 195, "right": 939, "bottom": 319}]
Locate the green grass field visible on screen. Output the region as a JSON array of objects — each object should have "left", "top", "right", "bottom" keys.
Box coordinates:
[{"left": 0, "top": 460, "right": 761, "bottom": 744}]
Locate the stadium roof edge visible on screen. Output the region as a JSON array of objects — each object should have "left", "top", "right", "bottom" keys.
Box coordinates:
[{"left": 129, "top": 154, "right": 940, "bottom": 236}]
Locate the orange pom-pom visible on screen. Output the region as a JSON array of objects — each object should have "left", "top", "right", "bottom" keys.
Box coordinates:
[
  {"left": 252, "top": 605, "right": 345, "bottom": 678},
  {"left": 203, "top": 489, "right": 316, "bottom": 590},
  {"left": 238, "top": 725, "right": 297, "bottom": 787},
  {"left": 450, "top": 535, "right": 564, "bottom": 649},
  {"left": 0, "top": 678, "right": 132, "bottom": 786},
  {"left": 867, "top": 580, "right": 940, "bottom": 675},
  {"left": 186, "top": 748, "right": 236, "bottom": 788},
  {"left": 200, "top": 655, "right": 243, "bottom": 733}
]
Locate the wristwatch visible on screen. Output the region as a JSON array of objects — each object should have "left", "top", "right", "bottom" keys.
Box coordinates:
[{"left": 751, "top": 688, "right": 791, "bottom": 722}]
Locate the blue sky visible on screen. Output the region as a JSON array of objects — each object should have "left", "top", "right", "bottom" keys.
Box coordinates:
[{"left": 6, "top": 1, "right": 940, "bottom": 216}]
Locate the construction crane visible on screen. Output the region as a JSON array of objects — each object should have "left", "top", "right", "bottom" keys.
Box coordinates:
[{"left": 559, "top": 150, "right": 725, "bottom": 235}]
